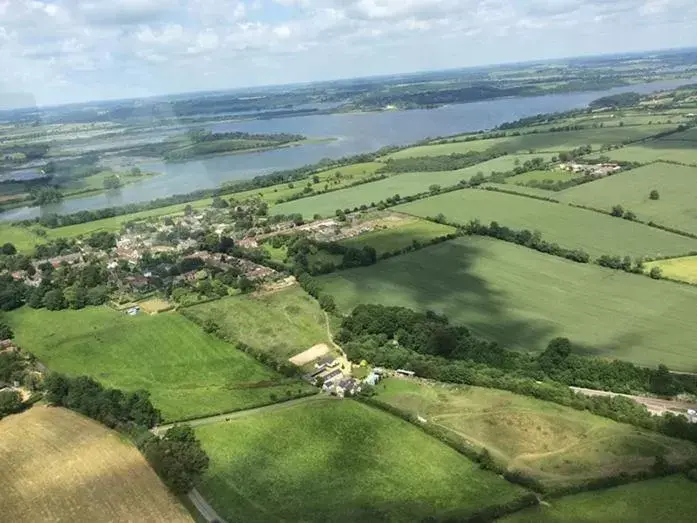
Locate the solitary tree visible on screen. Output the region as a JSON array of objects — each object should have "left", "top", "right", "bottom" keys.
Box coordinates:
[
  {"left": 649, "top": 266, "right": 663, "bottom": 280},
  {"left": 649, "top": 189, "right": 660, "bottom": 200},
  {"left": 0, "top": 322, "right": 13, "bottom": 340},
  {"left": 610, "top": 205, "right": 624, "bottom": 217},
  {"left": 0, "top": 242, "right": 16, "bottom": 255}
]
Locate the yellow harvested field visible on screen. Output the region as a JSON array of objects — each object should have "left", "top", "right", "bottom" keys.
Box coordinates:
[
  {"left": 0, "top": 407, "right": 193, "bottom": 523},
  {"left": 646, "top": 256, "right": 697, "bottom": 285},
  {"left": 138, "top": 298, "right": 174, "bottom": 314},
  {"left": 289, "top": 343, "right": 330, "bottom": 366}
]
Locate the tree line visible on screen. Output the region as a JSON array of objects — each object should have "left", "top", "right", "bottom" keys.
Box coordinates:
[{"left": 44, "top": 373, "right": 209, "bottom": 494}]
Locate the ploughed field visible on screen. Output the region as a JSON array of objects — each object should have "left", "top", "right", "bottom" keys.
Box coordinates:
[
  {"left": 320, "top": 236, "right": 697, "bottom": 371},
  {"left": 0, "top": 407, "right": 192, "bottom": 523},
  {"left": 194, "top": 399, "right": 528, "bottom": 523},
  {"left": 6, "top": 306, "right": 313, "bottom": 421},
  {"left": 375, "top": 379, "right": 697, "bottom": 489}
]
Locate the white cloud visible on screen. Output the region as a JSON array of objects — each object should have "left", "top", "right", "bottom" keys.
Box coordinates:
[{"left": 0, "top": 0, "right": 696, "bottom": 105}]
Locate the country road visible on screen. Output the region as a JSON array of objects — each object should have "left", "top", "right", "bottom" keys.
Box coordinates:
[
  {"left": 153, "top": 393, "right": 333, "bottom": 435},
  {"left": 570, "top": 386, "right": 697, "bottom": 416},
  {"left": 188, "top": 488, "right": 227, "bottom": 523}
]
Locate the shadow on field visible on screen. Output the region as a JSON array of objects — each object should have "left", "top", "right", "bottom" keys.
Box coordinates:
[
  {"left": 198, "top": 401, "right": 482, "bottom": 523},
  {"left": 327, "top": 238, "right": 556, "bottom": 353}
]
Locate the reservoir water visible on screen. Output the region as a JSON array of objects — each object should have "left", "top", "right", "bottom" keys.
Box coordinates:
[{"left": 2, "top": 77, "right": 693, "bottom": 222}]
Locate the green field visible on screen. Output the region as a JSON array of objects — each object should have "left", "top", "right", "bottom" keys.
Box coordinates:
[
  {"left": 195, "top": 399, "right": 527, "bottom": 523},
  {"left": 501, "top": 475, "right": 697, "bottom": 522},
  {"left": 387, "top": 126, "right": 677, "bottom": 158},
  {"left": 320, "top": 237, "right": 697, "bottom": 370},
  {"left": 645, "top": 255, "right": 697, "bottom": 285},
  {"left": 595, "top": 143, "right": 697, "bottom": 166},
  {"left": 0, "top": 223, "right": 45, "bottom": 253},
  {"left": 506, "top": 169, "right": 580, "bottom": 185},
  {"left": 185, "top": 286, "right": 330, "bottom": 360},
  {"left": 395, "top": 188, "right": 697, "bottom": 258},
  {"left": 376, "top": 379, "right": 697, "bottom": 489},
  {"left": 340, "top": 217, "right": 456, "bottom": 255},
  {"left": 557, "top": 162, "right": 697, "bottom": 234},
  {"left": 272, "top": 156, "right": 540, "bottom": 219},
  {"left": 6, "top": 307, "right": 311, "bottom": 421}
]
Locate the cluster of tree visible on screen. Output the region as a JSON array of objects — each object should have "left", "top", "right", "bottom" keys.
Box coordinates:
[
  {"left": 596, "top": 255, "right": 644, "bottom": 273},
  {"left": 272, "top": 234, "right": 377, "bottom": 275},
  {"left": 30, "top": 186, "right": 63, "bottom": 206},
  {"left": 0, "top": 388, "right": 23, "bottom": 418},
  {"left": 338, "top": 304, "right": 697, "bottom": 397},
  {"left": 557, "top": 145, "right": 593, "bottom": 162},
  {"left": 0, "top": 274, "right": 28, "bottom": 311},
  {"left": 458, "top": 219, "right": 591, "bottom": 263},
  {"left": 44, "top": 373, "right": 162, "bottom": 429},
  {"left": 590, "top": 92, "right": 643, "bottom": 109},
  {"left": 26, "top": 263, "right": 110, "bottom": 311},
  {"left": 140, "top": 425, "right": 210, "bottom": 494},
  {"left": 610, "top": 204, "right": 636, "bottom": 220},
  {"left": 86, "top": 231, "right": 117, "bottom": 250},
  {"left": 0, "top": 142, "right": 50, "bottom": 161},
  {"left": 187, "top": 129, "right": 304, "bottom": 144},
  {"left": 103, "top": 174, "right": 123, "bottom": 190},
  {"left": 296, "top": 273, "right": 336, "bottom": 314},
  {"left": 379, "top": 150, "right": 505, "bottom": 173}
]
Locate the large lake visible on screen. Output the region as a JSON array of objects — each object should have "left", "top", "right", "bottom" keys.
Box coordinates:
[{"left": 2, "top": 77, "right": 693, "bottom": 222}]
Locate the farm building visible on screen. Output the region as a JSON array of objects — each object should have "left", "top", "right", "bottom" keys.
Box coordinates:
[{"left": 396, "top": 369, "right": 415, "bottom": 377}]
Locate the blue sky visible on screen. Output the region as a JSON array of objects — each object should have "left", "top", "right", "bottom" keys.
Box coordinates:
[{"left": 1, "top": 0, "right": 696, "bottom": 106}]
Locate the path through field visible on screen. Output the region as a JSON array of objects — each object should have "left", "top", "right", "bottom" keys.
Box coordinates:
[
  {"left": 189, "top": 488, "right": 227, "bottom": 523},
  {"left": 153, "top": 393, "right": 331, "bottom": 434}
]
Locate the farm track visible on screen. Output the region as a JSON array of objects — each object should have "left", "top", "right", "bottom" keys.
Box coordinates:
[
  {"left": 152, "top": 393, "right": 332, "bottom": 434},
  {"left": 189, "top": 488, "right": 228, "bottom": 523}
]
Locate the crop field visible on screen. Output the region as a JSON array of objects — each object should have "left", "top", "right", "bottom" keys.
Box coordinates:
[
  {"left": 557, "top": 163, "right": 697, "bottom": 234},
  {"left": 595, "top": 143, "right": 697, "bottom": 165},
  {"left": 138, "top": 298, "right": 174, "bottom": 314},
  {"left": 375, "top": 379, "right": 697, "bottom": 489},
  {"left": 6, "top": 306, "right": 310, "bottom": 421},
  {"left": 339, "top": 217, "right": 456, "bottom": 255},
  {"left": 0, "top": 407, "right": 192, "bottom": 523},
  {"left": 506, "top": 169, "right": 580, "bottom": 185},
  {"left": 185, "top": 286, "right": 330, "bottom": 360},
  {"left": 501, "top": 475, "right": 697, "bottom": 523},
  {"left": 232, "top": 161, "right": 384, "bottom": 204},
  {"left": 387, "top": 126, "right": 677, "bottom": 158},
  {"left": 320, "top": 236, "right": 697, "bottom": 370},
  {"left": 645, "top": 255, "right": 697, "bottom": 284},
  {"left": 271, "top": 155, "right": 540, "bottom": 219},
  {"left": 0, "top": 223, "right": 45, "bottom": 253},
  {"left": 395, "top": 189, "right": 697, "bottom": 258},
  {"left": 195, "top": 399, "right": 527, "bottom": 523}
]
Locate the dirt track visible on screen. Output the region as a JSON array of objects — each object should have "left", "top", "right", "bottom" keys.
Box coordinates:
[{"left": 570, "top": 386, "right": 697, "bottom": 416}]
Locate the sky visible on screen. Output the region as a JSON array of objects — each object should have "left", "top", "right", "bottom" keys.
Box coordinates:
[{"left": 1, "top": 0, "right": 697, "bottom": 107}]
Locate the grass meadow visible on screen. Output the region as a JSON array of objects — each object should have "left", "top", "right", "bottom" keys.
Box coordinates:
[
  {"left": 500, "top": 475, "right": 697, "bottom": 523},
  {"left": 319, "top": 237, "right": 697, "bottom": 370},
  {"left": 557, "top": 162, "right": 697, "bottom": 234},
  {"left": 395, "top": 188, "right": 697, "bottom": 258},
  {"left": 645, "top": 255, "right": 697, "bottom": 285},
  {"left": 0, "top": 407, "right": 192, "bottom": 523},
  {"left": 185, "top": 286, "right": 330, "bottom": 360},
  {"left": 375, "top": 379, "right": 697, "bottom": 489},
  {"left": 339, "top": 217, "right": 456, "bottom": 255},
  {"left": 6, "top": 307, "right": 311, "bottom": 421},
  {"left": 0, "top": 223, "right": 45, "bottom": 253},
  {"left": 195, "top": 399, "right": 527, "bottom": 523}
]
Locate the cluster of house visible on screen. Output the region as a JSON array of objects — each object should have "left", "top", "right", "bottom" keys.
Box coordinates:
[
  {"left": 10, "top": 252, "right": 86, "bottom": 288},
  {"left": 304, "top": 356, "right": 390, "bottom": 397},
  {"left": 558, "top": 162, "right": 621, "bottom": 177}
]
